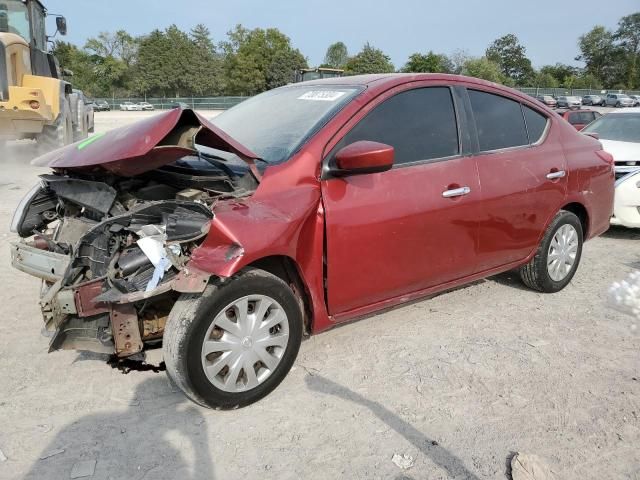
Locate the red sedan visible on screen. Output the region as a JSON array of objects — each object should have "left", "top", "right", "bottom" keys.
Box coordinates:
[
  {"left": 556, "top": 109, "right": 602, "bottom": 130},
  {"left": 11, "top": 74, "right": 614, "bottom": 408}
]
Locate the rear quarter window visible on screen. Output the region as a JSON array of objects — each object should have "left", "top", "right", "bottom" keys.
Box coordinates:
[
  {"left": 523, "top": 106, "right": 548, "bottom": 143},
  {"left": 469, "top": 90, "right": 528, "bottom": 151}
]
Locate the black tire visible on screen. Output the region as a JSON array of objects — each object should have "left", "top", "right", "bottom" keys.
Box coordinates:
[
  {"left": 519, "top": 211, "right": 583, "bottom": 293},
  {"left": 163, "top": 268, "right": 303, "bottom": 409},
  {"left": 37, "top": 96, "right": 72, "bottom": 153},
  {"left": 616, "top": 102, "right": 621, "bottom": 108}
]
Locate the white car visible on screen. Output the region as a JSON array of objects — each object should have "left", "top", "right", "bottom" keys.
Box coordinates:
[
  {"left": 138, "top": 102, "right": 155, "bottom": 111},
  {"left": 582, "top": 109, "right": 640, "bottom": 228},
  {"left": 119, "top": 102, "right": 142, "bottom": 111}
]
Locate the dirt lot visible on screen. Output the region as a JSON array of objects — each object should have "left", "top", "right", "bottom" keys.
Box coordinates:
[{"left": 0, "top": 111, "right": 639, "bottom": 480}]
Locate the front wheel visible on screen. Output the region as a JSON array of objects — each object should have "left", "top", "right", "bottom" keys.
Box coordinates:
[
  {"left": 163, "top": 268, "right": 303, "bottom": 409},
  {"left": 519, "top": 211, "right": 583, "bottom": 293}
]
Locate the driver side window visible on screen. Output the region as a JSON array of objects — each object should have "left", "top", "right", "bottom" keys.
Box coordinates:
[{"left": 334, "top": 87, "right": 460, "bottom": 166}]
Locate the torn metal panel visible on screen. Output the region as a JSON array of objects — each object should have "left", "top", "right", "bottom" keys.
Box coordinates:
[
  {"left": 74, "top": 279, "right": 110, "bottom": 317},
  {"left": 111, "top": 304, "right": 143, "bottom": 357},
  {"left": 11, "top": 242, "right": 69, "bottom": 282}
]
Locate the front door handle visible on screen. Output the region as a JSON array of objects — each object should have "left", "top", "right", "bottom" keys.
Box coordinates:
[
  {"left": 442, "top": 186, "right": 471, "bottom": 198},
  {"left": 546, "top": 170, "right": 566, "bottom": 180}
]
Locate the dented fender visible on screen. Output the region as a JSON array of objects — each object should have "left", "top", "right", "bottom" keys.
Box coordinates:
[{"left": 190, "top": 185, "right": 321, "bottom": 277}]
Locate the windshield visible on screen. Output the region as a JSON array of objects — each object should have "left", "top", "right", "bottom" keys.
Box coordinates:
[
  {"left": 0, "top": 0, "right": 31, "bottom": 41},
  {"left": 582, "top": 113, "right": 640, "bottom": 143},
  {"left": 212, "top": 86, "right": 362, "bottom": 163}
]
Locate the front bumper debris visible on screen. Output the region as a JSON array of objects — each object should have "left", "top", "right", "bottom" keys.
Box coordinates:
[{"left": 11, "top": 242, "right": 69, "bottom": 282}]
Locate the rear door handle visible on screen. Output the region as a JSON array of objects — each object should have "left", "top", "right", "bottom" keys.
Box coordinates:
[
  {"left": 442, "top": 186, "right": 471, "bottom": 198},
  {"left": 546, "top": 170, "right": 566, "bottom": 180}
]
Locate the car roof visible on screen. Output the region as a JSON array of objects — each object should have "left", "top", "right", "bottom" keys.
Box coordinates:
[{"left": 294, "top": 73, "right": 540, "bottom": 105}]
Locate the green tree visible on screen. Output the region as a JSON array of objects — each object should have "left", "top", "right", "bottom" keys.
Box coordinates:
[
  {"left": 485, "top": 34, "right": 534, "bottom": 85},
  {"left": 222, "top": 25, "right": 307, "bottom": 95},
  {"left": 534, "top": 71, "right": 559, "bottom": 88},
  {"left": 615, "top": 13, "right": 640, "bottom": 88},
  {"left": 344, "top": 43, "right": 394, "bottom": 75},
  {"left": 85, "top": 30, "right": 137, "bottom": 67},
  {"left": 402, "top": 51, "right": 452, "bottom": 73},
  {"left": 539, "top": 63, "right": 579, "bottom": 84},
  {"left": 577, "top": 26, "right": 625, "bottom": 88},
  {"left": 450, "top": 49, "right": 471, "bottom": 74},
  {"left": 572, "top": 73, "right": 602, "bottom": 89},
  {"left": 323, "top": 41, "right": 349, "bottom": 68},
  {"left": 133, "top": 26, "right": 196, "bottom": 97},
  {"left": 52, "top": 41, "right": 98, "bottom": 94},
  {"left": 461, "top": 57, "right": 505, "bottom": 83},
  {"left": 188, "top": 24, "right": 222, "bottom": 95}
]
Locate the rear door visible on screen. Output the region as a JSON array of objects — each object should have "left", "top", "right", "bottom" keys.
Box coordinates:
[
  {"left": 321, "top": 84, "right": 482, "bottom": 316},
  {"left": 468, "top": 89, "right": 568, "bottom": 272}
]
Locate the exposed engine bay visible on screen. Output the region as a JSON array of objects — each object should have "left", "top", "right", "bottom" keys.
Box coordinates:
[{"left": 10, "top": 109, "right": 262, "bottom": 358}]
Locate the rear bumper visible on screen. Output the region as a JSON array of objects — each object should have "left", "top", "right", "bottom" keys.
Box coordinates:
[{"left": 612, "top": 171, "right": 640, "bottom": 228}]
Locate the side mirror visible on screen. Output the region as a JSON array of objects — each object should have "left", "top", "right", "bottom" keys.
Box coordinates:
[
  {"left": 333, "top": 140, "right": 394, "bottom": 176},
  {"left": 56, "top": 16, "right": 67, "bottom": 36}
]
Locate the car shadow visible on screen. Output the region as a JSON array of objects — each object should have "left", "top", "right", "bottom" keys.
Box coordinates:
[
  {"left": 488, "top": 271, "right": 531, "bottom": 291},
  {"left": 602, "top": 226, "right": 640, "bottom": 241},
  {"left": 305, "top": 374, "right": 481, "bottom": 480},
  {"left": 24, "top": 376, "right": 215, "bottom": 479}
]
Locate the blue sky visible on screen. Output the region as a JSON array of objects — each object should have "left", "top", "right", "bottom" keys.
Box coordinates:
[{"left": 45, "top": 0, "right": 638, "bottom": 69}]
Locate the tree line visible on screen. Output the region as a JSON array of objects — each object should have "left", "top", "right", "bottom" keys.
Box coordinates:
[{"left": 54, "top": 12, "right": 639, "bottom": 99}]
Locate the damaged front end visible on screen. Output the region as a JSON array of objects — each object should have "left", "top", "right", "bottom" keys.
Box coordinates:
[{"left": 10, "top": 109, "right": 260, "bottom": 357}]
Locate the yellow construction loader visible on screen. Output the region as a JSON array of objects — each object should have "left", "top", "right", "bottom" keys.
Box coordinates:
[{"left": 0, "top": 0, "right": 91, "bottom": 152}]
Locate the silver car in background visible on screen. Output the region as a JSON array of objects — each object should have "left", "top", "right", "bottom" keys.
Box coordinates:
[
  {"left": 605, "top": 93, "right": 634, "bottom": 107},
  {"left": 582, "top": 94, "right": 604, "bottom": 106},
  {"left": 556, "top": 95, "right": 582, "bottom": 109}
]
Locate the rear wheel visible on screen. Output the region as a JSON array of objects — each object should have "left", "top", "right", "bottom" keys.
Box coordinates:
[
  {"left": 37, "top": 96, "right": 72, "bottom": 153},
  {"left": 163, "top": 268, "right": 303, "bottom": 409},
  {"left": 519, "top": 211, "right": 583, "bottom": 293}
]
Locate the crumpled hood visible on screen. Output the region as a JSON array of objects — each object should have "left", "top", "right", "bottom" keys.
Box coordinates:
[{"left": 32, "top": 108, "right": 260, "bottom": 176}]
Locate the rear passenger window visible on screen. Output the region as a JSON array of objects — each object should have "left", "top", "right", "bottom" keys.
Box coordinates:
[
  {"left": 469, "top": 90, "right": 528, "bottom": 151},
  {"left": 523, "top": 106, "right": 547, "bottom": 142},
  {"left": 335, "top": 87, "right": 459, "bottom": 165}
]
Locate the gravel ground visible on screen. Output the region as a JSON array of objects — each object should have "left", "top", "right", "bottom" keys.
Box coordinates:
[{"left": 0, "top": 111, "right": 638, "bottom": 480}]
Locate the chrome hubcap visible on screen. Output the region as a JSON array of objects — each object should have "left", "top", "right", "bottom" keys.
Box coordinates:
[
  {"left": 201, "top": 295, "right": 289, "bottom": 393},
  {"left": 547, "top": 224, "right": 579, "bottom": 282}
]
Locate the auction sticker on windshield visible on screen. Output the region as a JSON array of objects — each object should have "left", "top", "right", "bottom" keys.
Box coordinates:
[{"left": 298, "top": 91, "right": 347, "bottom": 102}]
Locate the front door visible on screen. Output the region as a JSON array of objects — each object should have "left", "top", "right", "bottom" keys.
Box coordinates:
[{"left": 321, "top": 85, "right": 482, "bottom": 316}]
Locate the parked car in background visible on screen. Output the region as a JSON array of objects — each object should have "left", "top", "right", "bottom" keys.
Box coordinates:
[
  {"left": 138, "top": 102, "right": 155, "bottom": 111},
  {"left": 120, "top": 101, "right": 142, "bottom": 111},
  {"left": 71, "top": 89, "right": 95, "bottom": 141},
  {"left": 582, "top": 94, "right": 604, "bottom": 106},
  {"left": 605, "top": 93, "right": 634, "bottom": 107},
  {"left": 556, "top": 96, "right": 582, "bottom": 109},
  {"left": 12, "top": 74, "right": 614, "bottom": 409},
  {"left": 169, "top": 101, "right": 190, "bottom": 109},
  {"left": 535, "top": 94, "right": 557, "bottom": 107},
  {"left": 94, "top": 100, "right": 111, "bottom": 112},
  {"left": 629, "top": 95, "right": 640, "bottom": 107},
  {"left": 582, "top": 109, "right": 640, "bottom": 228},
  {"left": 556, "top": 109, "right": 602, "bottom": 130}
]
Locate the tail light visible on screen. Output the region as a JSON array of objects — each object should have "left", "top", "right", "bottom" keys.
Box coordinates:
[
  {"left": 596, "top": 150, "right": 614, "bottom": 165},
  {"left": 596, "top": 150, "right": 615, "bottom": 176},
  {"left": 29, "top": 100, "right": 40, "bottom": 109}
]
